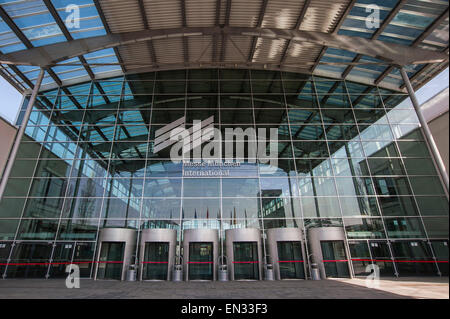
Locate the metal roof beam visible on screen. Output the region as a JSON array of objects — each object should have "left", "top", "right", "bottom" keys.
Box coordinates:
[
  {"left": 342, "top": 0, "right": 408, "bottom": 79},
  {"left": 1, "top": 27, "right": 446, "bottom": 68},
  {"left": 279, "top": 0, "right": 311, "bottom": 65},
  {"left": 0, "top": 66, "right": 24, "bottom": 92},
  {"left": 375, "top": 7, "right": 449, "bottom": 87},
  {"left": 0, "top": 5, "right": 66, "bottom": 93},
  {"left": 43, "top": 0, "right": 97, "bottom": 81},
  {"left": 181, "top": 0, "right": 189, "bottom": 63},
  {"left": 311, "top": 0, "right": 358, "bottom": 72},
  {"left": 93, "top": 0, "right": 127, "bottom": 73},
  {"left": 247, "top": 0, "right": 269, "bottom": 62},
  {"left": 221, "top": 0, "right": 232, "bottom": 62},
  {"left": 212, "top": 0, "right": 221, "bottom": 62},
  {"left": 413, "top": 8, "right": 449, "bottom": 47}
]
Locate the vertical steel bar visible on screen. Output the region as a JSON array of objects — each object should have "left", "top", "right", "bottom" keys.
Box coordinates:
[
  {"left": 400, "top": 68, "right": 449, "bottom": 195},
  {"left": 0, "top": 68, "right": 45, "bottom": 200}
]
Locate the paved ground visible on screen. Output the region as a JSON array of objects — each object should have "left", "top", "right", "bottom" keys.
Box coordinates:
[
  {"left": 334, "top": 277, "right": 449, "bottom": 299},
  {"left": 0, "top": 277, "right": 447, "bottom": 299}
]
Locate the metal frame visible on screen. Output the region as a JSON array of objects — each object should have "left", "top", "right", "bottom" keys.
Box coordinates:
[
  {"left": 1, "top": 27, "right": 446, "bottom": 69},
  {"left": 342, "top": 0, "right": 408, "bottom": 79},
  {"left": 139, "top": 228, "right": 177, "bottom": 281},
  {"left": 1, "top": 69, "right": 448, "bottom": 280},
  {"left": 94, "top": 227, "right": 137, "bottom": 281},
  {"left": 400, "top": 68, "right": 449, "bottom": 194},
  {"left": 0, "top": 69, "right": 44, "bottom": 200}
]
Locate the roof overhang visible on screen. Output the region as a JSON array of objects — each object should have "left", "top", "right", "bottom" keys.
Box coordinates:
[{"left": 1, "top": 27, "right": 447, "bottom": 69}]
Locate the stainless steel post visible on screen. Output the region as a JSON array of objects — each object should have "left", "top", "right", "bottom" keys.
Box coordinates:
[
  {"left": 0, "top": 68, "right": 45, "bottom": 200},
  {"left": 400, "top": 67, "right": 449, "bottom": 194}
]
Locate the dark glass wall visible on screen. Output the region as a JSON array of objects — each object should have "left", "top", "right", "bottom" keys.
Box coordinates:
[{"left": 0, "top": 69, "right": 447, "bottom": 278}]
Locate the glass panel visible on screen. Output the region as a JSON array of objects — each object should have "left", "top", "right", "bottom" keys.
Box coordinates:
[
  {"left": 345, "top": 218, "right": 385, "bottom": 239},
  {"left": 349, "top": 241, "right": 371, "bottom": 276},
  {"left": 391, "top": 241, "right": 437, "bottom": 276},
  {"left": 73, "top": 242, "right": 95, "bottom": 278},
  {"left": 49, "top": 243, "right": 74, "bottom": 278},
  {"left": 370, "top": 241, "right": 395, "bottom": 277},
  {"left": 431, "top": 241, "right": 448, "bottom": 276},
  {"left": 277, "top": 241, "right": 305, "bottom": 279},
  {"left": 7, "top": 243, "right": 52, "bottom": 278},
  {"left": 142, "top": 242, "right": 169, "bottom": 280},
  {"left": 189, "top": 242, "right": 213, "bottom": 280},
  {"left": 384, "top": 218, "right": 426, "bottom": 238},
  {"left": 97, "top": 242, "right": 124, "bottom": 280},
  {"left": 233, "top": 242, "right": 259, "bottom": 280},
  {"left": 320, "top": 241, "right": 350, "bottom": 278},
  {"left": 0, "top": 242, "right": 12, "bottom": 275}
]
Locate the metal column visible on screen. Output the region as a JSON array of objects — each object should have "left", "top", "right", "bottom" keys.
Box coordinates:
[
  {"left": 400, "top": 67, "right": 449, "bottom": 194},
  {"left": 0, "top": 69, "right": 45, "bottom": 200}
]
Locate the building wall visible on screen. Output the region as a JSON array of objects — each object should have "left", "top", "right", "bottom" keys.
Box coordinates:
[
  {"left": 0, "top": 70, "right": 448, "bottom": 279},
  {"left": 422, "top": 88, "right": 449, "bottom": 176},
  {"left": 429, "top": 111, "right": 449, "bottom": 175},
  {"left": 0, "top": 117, "right": 17, "bottom": 179}
]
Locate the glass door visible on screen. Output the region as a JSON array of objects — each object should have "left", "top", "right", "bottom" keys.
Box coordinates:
[
  {"left": 431, "top": 241, "right": 448, "bottom": 276},
  {"left": 321, "top": 241, "right": 350, "bottom": 278},
  {"left": 233, "top": 242, "right": 259, "bottom": 280},
  {"left": 369, "top": 241, "right": 395, "bottom": 276},
  {"left": 277, "top": 241, "right": 305, "bottom": 279},
  {"left": 189, "top": 242, "right": 213, "bottom": 280},
  {"left": 49, "top": 243, "right": 74, "bottom": 278},
  {"left": 391, "top": 241, "right": 437, "bottom": 276},
  {"left": 143, "top": 242, "right": 169, "bottom": 280},
  {"left": 97, "top": 242, "right": 124, "bottom": 280}
]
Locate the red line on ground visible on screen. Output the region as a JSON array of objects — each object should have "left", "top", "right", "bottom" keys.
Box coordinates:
[
  {"left": 142, "top": 261, "right": 169, "bottom": 264},
  {"left": 187, "top": 261, "right": 213, "bottom": 264},
  {"left": 278, "top": 260, "right": 304, "bottom": 263},
  {"left": 232, "top": 261, "right": 259, "bottom": 264}
]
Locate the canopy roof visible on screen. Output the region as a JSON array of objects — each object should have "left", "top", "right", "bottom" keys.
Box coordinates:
[{"left": 0, "top": 0, "right": 448, "bottom": 93}]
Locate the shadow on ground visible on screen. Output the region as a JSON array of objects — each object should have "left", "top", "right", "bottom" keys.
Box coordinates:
[{"left": 0, "top": 279, "right": 413, "bottom": 299}]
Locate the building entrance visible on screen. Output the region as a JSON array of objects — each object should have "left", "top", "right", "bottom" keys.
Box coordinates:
[
  {"left": 233, "top": 242, "right": 259, "bottom": 280},
  {"left": 277, "top": 241, "right": 305, "bottom": 279},
  {"left": 188, "top": 242, "right": 214, "bottom": 280},
  {"left": 142, "top": 242, "right": 169, "bottom": 280},
  {"left": 321, "top": 241, "right": 350, "bottom": 278},
  {"left": 97, "top": 242, "right": 124, "bottom": 280}
]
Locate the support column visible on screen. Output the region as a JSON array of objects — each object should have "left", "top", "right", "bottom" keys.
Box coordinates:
[
  {"left": 399, "top": 67, "right": 449, "bottom": 195},
  {"left": 0, "top": 68, "right": 45, "bottom": 200}
]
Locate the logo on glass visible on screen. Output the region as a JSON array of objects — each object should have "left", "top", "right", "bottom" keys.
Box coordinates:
[{"left": 153, "top": 116, "right": 279, "bottom": 171}]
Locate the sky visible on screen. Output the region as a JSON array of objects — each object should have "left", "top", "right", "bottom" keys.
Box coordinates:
[
  {"left": 415, "top": 67, "right": 449, "bottom": 104},
  {"left": 0, "top": 76, "right": 23, "bottom": 124},
  {"left": 0, "top": 67, "right": 448, "bottom": 125}
]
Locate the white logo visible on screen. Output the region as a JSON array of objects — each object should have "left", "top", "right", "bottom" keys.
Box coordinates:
[
  {"left": 365, "top": 264, "right": 380, "bottom": 289},
  {"left": 65, "top": 264, "right": 80, "bottom": 289},
  {"left": 65, "top": 4, "right": 81, "bottom": 29},
  {"left": 154, "top": 117, "right": 279, "bottom": 171},
  {"left": 366, "top": 4, "right": 381, "bottom": 30}
]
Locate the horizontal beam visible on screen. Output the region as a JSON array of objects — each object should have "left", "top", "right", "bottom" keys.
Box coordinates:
[
  {"left": 1, "top": 27, "right": 447, "bottom": 68},
  {"left": 37, "top": 61, "right": 407, "bottom": 93}
]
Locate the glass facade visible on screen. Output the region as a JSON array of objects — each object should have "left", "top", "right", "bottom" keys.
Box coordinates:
[{"left": 0, "top": 69, "right": 448, "bottom": 279}]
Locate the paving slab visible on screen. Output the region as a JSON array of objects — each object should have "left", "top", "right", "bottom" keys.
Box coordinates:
[
  {"left": 1, "top": 278, "right": 445, "bottom": 299},
  {"left": 332, "top": 277, "right": 449, "bottom": 299}
]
